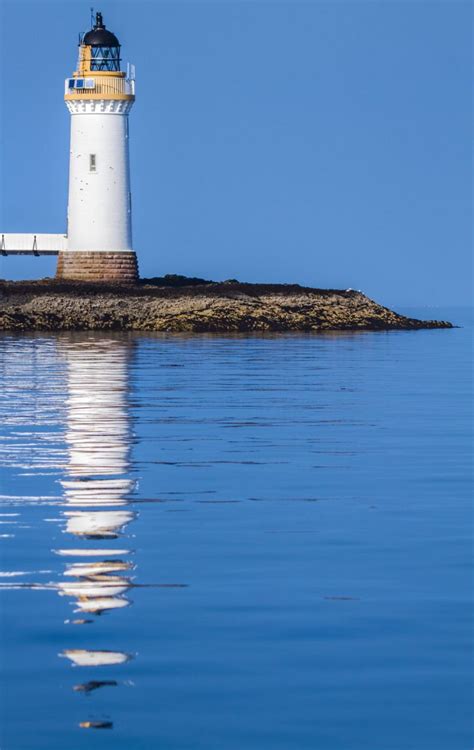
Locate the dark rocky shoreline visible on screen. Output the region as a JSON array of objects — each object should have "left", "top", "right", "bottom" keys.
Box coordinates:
[{"left": 0, "top": 276, "right": 453, "bottom": 332}]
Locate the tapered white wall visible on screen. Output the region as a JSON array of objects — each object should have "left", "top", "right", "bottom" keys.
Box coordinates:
[{"left": 66, "top": 101, "right": 134, "bottom": 252}]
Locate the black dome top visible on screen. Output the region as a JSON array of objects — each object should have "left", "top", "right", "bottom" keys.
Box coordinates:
[{"left": 83, "top": 12, "right": 120, "bottom": 47}]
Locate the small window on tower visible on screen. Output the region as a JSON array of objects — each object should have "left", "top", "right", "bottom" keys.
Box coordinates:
[{"left": 89, "top": 154, "right": 97, "bottom": 173}]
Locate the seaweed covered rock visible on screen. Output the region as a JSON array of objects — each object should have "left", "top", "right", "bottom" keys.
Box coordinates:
[{"left": 0, "top": 278, "right": 453, "bottom": 332}]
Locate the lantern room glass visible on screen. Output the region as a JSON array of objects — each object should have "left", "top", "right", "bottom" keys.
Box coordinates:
[{"left": 90, "top": 46, "right": 121, "bottom": 72}]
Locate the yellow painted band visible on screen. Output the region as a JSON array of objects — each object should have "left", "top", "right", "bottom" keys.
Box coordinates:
[
  {"left": 65, "top": 93, "right": 135, "bottom": 101},
  {"left": 71, "top": 71, "right": 126, "bottom": 79}
]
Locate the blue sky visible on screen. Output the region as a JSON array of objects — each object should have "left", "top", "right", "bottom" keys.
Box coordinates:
[{"left": 0, "top": 0, "right": 471, "bottom": 306}]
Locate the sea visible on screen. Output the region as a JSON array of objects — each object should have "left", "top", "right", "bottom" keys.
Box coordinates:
[{"left": 0, "top": 308, "right": 472, "bottom": 750}]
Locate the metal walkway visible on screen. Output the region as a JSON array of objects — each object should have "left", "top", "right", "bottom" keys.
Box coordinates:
[{"left": 0, "top": 233, "right": 67, "bottom": 256}]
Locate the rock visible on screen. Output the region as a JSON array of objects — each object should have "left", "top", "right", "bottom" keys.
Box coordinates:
[{"left": 0, "top": 278, "right": 453, "bottom": 332}]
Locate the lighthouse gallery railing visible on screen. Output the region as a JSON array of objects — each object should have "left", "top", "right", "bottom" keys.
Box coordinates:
[{"left": 64, "top": 77, "right": 135, "bottom": 97}]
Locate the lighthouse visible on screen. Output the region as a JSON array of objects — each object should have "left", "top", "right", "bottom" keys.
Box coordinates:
[
  {"left": 1, "top": 12, "right": 138, "bottom": 281},
  {"left": 57, "top": 11, "right": 138, "bottom": 282}
]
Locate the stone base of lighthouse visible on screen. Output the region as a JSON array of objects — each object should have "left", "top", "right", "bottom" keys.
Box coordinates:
[{"left": 56, "top": 252, "right": 139, "bottom": 283}]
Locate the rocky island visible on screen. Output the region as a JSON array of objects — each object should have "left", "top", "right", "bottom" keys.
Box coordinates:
[{"left": 0, "top": 277, "right": 452, "bottom": 332}]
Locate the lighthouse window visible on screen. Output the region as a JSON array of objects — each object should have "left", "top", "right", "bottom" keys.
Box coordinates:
[
  {"left": 90, "top": 46, "right": 121, "bottom": 72},
  {"left": 89, "top": 154, "right": 97, "bottom": 172}
]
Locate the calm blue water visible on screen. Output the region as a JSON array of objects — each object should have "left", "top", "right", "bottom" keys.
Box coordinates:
[{"left": 0, "top": 309, "right": 472, "bottom": 750}]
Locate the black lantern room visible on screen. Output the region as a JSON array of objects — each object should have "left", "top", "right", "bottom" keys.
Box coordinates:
[{"left": 83, "top": 12, "right": 121, "bottom": 72}]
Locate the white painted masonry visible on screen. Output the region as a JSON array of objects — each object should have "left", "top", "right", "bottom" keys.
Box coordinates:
[{"left": 66, "top": 100, "right": 134, "bottom": 252}]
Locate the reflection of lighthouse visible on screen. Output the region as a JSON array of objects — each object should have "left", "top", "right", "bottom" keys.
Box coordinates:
[
  {"left": 56, "top": 337, "right": 136, "bottom": 693},
  {"left": 61, "top": 339, "right": 136, "bottom": 531}
]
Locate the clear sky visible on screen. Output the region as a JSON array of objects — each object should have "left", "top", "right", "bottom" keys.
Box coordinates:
[{"left": 0, "top": 0, "right": 471, "bottom": 306}]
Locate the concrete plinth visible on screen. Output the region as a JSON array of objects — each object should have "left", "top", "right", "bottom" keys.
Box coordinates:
[{"left": 56, "top": 251, "right": 138, "bottom": 283}]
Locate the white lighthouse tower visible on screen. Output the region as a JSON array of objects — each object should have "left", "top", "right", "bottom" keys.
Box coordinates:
[{"left": 57, "top": 11, "right": 138, "bottom": 282}]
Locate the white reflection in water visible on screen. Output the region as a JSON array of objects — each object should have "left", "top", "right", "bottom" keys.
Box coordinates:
[
  {"left": 61, "top": 650, "right": 132, "bottom": 667},
  {"left": 62, "top": 345, "right": 133, "bottom": 478},
  {"left": 0, "top": 337, "right": 138, "bottom": 720},
  {"left": 54, "top": 548, "right": 131, "bottom": 557},
  {"left": 73, "top": 596, "right": 131, "bottom": 614},
  {"left": 64, "top": 561, "right": 133, "bottom": 577},
  {"left": 63, "top": 509, "right": 135, "bottom": 538},
  {"left": 56, "top": 338, "right": 137, "bottom": 720},
  {"left": 61, "top": 478, "right": 135, "bottom": 506}
]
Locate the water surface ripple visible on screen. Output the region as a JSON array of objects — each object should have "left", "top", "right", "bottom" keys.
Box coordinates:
[{"left": 0, "top": 314, "right": 471, "bottom": 749}]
